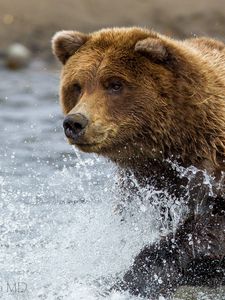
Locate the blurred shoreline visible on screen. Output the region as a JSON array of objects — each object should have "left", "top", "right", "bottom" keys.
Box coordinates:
[{"left": 0, "top": 0, "right": 225, "bottom": 63}]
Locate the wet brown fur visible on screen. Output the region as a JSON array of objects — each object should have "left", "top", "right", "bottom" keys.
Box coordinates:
[
  {"left": 52, "top": 27, "right": 225, "bottom": 298},
  {"left": 53, "top": 28, "right": 225, "bottom": 175}
]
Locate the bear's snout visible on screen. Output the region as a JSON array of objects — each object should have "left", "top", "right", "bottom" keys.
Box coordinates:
[{"left": 63, "top": 113, "right": 88, "bottom": 143}]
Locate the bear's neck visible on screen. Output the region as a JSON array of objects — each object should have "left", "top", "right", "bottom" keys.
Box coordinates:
[
  {"left": 109, "top": 155, "right": 224, "bottom": 215},
  {"left": 110, "top": 153, "right": 182, "bottom": 187}
]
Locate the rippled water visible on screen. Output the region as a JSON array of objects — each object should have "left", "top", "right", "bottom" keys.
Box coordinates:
[{"left": 0, "top": 63, "right": 224, "bottom": 300}]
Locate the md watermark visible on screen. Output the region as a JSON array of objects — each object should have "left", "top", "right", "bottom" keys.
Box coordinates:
[{"left": 0, "top": 281, "right": 27, "bottom": 294}]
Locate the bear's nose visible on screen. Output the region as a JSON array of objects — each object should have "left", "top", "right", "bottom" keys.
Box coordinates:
[{"left": 63, "top": 113, "right": 88, "bottom": 141}]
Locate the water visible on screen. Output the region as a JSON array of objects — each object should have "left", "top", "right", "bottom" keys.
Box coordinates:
[{"left": 0, "top": 63, "right": 223, "bottom": 300}]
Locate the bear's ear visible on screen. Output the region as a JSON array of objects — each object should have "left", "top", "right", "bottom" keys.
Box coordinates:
[
  {"left": 134, "top": 38, "right": 168, "bottom": 62},
  {"left": 52, "top": 30, "right": 89, "bottom": 64}
]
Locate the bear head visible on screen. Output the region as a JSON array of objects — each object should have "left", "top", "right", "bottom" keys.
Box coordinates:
[{"left": 52, "top": 27, "right": 225, "bottom": 172}]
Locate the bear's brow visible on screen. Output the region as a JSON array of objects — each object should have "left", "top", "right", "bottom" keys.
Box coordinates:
[
  {"left": 97, "top": 61, "right": 136, "bottom": 84},
  {"left": 79, "top": 53, "right": 106, "bottom": 79},
  {"left": 66, "top": 50, "right": 137, "bottom": 87},
  {"left": 97, "top": 68, "right": 134, "bottom": 84},
  {"left": 65, "top": 58, "right": 103, "bottom": 85}
]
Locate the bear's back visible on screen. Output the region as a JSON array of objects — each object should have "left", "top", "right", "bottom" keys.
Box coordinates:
[{"left": 185, "top": 37, "right": 225, "bottom": 77}]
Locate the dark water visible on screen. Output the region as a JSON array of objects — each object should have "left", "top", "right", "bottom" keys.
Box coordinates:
[{"left": 0, "top": 63, "right": 224, "bottom": 300}]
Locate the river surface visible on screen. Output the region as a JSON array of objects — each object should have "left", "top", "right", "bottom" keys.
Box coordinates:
[{"left": 0, "top": 63, "right": 224, "bottom": 300}]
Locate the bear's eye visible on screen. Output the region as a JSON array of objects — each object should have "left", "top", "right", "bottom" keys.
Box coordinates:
[
  {"left": 107, "top": 81, "right": 123, "bottom": 93},
  {"left": 73, "top": 83, "right": 82, "bottom": 94}
]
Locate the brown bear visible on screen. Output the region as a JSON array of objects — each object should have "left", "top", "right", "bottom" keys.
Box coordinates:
[{"left": 52, "top": 27, "right": 225, "bottom": 298}]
